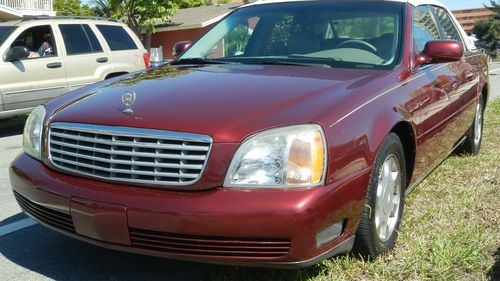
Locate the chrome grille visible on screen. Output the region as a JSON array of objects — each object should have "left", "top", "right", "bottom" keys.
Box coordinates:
[{"left": 48, "top": 123, "right": 212, "bottom": 186}]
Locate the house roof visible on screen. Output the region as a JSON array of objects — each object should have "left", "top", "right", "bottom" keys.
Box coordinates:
[{"left": 156, "top": 2, "right": 243, "bottom": 32}]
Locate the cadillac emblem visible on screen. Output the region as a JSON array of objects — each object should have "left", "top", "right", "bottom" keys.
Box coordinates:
[{"left": 121, "top": 91, "right": 136, "bottom": 113}]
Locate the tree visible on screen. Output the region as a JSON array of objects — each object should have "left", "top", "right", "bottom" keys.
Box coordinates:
[
  {"left": 473, "top": 19, "right": 491, "bottom": 41},
  {"left": 472, "top": 0, "right": 500, "bottom": 56},
  {"left": 98, "top": 0, "right": 204, "bottom": 51},
  {"left": 486, "top": 1, "right": 500, "bottom": 54},
  {"left": 91, "top": 0, "right": 112, "bottom": 18},
  {"left": 54, "top": 0, "right": 94, "bottom": 16}
]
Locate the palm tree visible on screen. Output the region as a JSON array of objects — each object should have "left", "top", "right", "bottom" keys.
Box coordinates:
[{"left": 92, "top": 0, "right": 113, "bottom": 18}]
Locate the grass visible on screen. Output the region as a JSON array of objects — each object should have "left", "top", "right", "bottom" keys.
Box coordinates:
[{"left": 209, "top": 99, "right": 500, "bottom": 281}]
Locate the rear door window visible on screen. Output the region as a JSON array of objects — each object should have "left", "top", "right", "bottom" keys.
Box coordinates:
[
  {"left": 96, "top": 25, "right": 137, "bottom": 51},
  {"left": 59, "top": 24, "right": 103, "bottom": 55}
]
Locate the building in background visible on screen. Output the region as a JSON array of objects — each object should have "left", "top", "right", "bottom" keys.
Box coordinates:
[{"left": 452, "top": 8, "right": 495, "bottom": 33}]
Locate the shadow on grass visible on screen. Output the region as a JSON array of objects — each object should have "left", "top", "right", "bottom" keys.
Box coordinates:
[
  {"left": 0, "top": 115, "right": 27, "bottom": 137},
  {"left": 489, "top": 247, "right": 500, "bottom": 281}
]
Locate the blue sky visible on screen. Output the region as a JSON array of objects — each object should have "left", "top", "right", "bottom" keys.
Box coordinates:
[{"left": 440, "top": 0, "right": 491, "bottom": 10}]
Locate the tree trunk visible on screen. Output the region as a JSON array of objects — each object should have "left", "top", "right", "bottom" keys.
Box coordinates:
[{"left": 143, "top": 31, "right": 152, "bottom": 52}]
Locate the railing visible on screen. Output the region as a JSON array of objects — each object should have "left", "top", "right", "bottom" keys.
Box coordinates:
[{"left": 0, "top": 0, "right": 53, "bottom": 11}]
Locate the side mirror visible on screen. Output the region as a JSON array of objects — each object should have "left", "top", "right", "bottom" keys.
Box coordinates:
[
  {"left": 172, "top": 41, "right": 192, "bottom": 58},
  {"left": 7, "top": 46, "right": 30, "bottom": 61},
  {"left": 415, "top": 40, "right": 463, "bottom": 68}
]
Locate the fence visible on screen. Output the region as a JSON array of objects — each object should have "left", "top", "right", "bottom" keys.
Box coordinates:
[{"left": 0, "top": 0, "right": 53, "bottom": 11}]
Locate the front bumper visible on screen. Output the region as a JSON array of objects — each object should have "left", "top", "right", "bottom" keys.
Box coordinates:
[{"left": 10, "top": 153, "right": 370, "bottom": 268}]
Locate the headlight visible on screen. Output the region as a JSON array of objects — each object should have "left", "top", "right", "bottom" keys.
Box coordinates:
[
  {"left": 224, "top": 124, "right": 327, "bottom": 188},
  {"left": 23, "top": 105, "right": 46, "bottom": 160}
]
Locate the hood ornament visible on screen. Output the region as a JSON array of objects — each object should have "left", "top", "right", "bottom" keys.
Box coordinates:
[{"left": 121, "top": 91, "right": 136, "bottom": 113}]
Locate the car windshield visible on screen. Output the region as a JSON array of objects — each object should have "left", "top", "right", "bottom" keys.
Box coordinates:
[
  {"left": 178, "top": 1, "right": 404, "bottom": 69},
  {"left": 0, "top": 26, "right": 16, "bottom": 45}
]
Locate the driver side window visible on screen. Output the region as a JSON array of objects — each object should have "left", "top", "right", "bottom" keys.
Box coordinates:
[
  {"left": 412, "top": 5, "right": 440, "bottom": 52},
  {"left": 10, "top": 25, "right": 57, "bottom": 59}
]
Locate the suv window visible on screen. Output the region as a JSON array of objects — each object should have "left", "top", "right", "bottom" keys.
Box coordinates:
[
  {"left": 10, "top": 25, "right": 57, "bottom": 58},
  {"left": 59, "top": 24, "right": 103, "bottom": 55},
  {"left": 0, "top": 26, "right": 16, "bottom": 45},
  {"left": 96, "top": 25, "right": 137, "bottom": 51},
  {"left": 413, "top": 5, "right": 440, "bottom": 52},
  {"left": 430, "top": 6, "right": 463, "bottom": 43}
]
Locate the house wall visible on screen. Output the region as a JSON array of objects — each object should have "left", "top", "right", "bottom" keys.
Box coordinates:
[{"left": 151, "top": 26, "right": 212, "bottom": 60}]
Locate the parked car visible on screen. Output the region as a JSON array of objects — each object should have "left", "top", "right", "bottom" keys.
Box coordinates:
[
  {"left": 0, "top": 17, "right": 150, "bottom": 119},
  {"left": 10, "top": 0, "right": 489, "bottom": 268}
]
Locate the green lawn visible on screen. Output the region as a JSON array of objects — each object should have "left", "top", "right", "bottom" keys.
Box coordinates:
[{"left": 210, "top": 99, "right": 500, "bottom": 281}]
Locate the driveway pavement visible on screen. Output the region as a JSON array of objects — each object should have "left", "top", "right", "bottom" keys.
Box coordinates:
[{"left": 0, "top": 67, "right": 499, "bottom": 281}]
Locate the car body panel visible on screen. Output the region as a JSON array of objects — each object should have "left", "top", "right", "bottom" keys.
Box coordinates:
[{"left": 9, "top": 0, "right": 489, "bottom": 267}]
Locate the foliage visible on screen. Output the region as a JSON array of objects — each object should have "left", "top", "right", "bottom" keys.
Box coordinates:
[
  {"left": 107, "top": 0, "right": 178, "bottom": 37},
  {"left": 54, "top": 0, "right": 94, "bottom": 16},
  {"left": 472, "top": 0, "right": 500, "bottom": 55},
  {"left": 92, "top": 0, "right": 204, "bottom": 49},
  {"left": 223, "top": 24, "right": 251, "bottom": 57},
  {"left": 473, "top": 19, "right": 491, "bottom": 40},
  {"left": 335, "top": 17, "right": 394, "bottom": 38},
  {"left": 179, "top": 0, "right": 205, "bottom": 9},
  {"left": 91, "top": 0, "right": 112, "bottom": 18}
]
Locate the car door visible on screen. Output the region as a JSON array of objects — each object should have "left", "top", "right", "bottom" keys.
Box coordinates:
[
  {"left": 94, "top": 24, "right": 146, "bottom": 73},
  {"left": 58, "top": 23, "right": 109, "bottom": 92},
  {"left": 0, "top": 24, "right": 66, "bottom": 111},
  {"left": 430, "top": 5, "right": 479, "bottom": 138},
  {"left": 409, "top": 5, "right": 464, "bottom": 179}
]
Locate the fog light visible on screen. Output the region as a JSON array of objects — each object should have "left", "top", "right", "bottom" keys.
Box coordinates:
[{"left": 316, "top": 220, "right": 344, "bottom": 247}]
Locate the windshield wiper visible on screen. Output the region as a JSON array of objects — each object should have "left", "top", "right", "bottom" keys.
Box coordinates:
[
  {"left": 259, "top": 59, "right": 331, "bottom": 68},
  {"left": 171, "top": 57, "right": 229, "bottom": 65}
]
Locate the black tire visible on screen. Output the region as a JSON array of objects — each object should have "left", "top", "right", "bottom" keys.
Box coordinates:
[
  {"left": 353, "top": 133, "right": 406, "bottom": 259},
  {"left": 458, "top": 96, "right": 484, "bottom": 156}
]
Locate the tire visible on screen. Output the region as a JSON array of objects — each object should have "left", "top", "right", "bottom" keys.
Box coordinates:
[
  {"left": 459, "top": 96, "right": 484, "bottom": 156},
  {"left": 353, "top": 133, "right": 406, "bottom": 259}
]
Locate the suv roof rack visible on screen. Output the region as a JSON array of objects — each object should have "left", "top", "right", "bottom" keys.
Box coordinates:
[{"left": 21, "top": 16, "right": 117, "bottom": 22}]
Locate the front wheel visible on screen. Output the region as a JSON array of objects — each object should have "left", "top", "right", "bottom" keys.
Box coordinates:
[{"left": 353, "top": 133, "right": 406, "bottom": 259}]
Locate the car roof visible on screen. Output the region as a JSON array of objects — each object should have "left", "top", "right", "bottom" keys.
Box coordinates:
[
  {"left": 0, "top": 17, "right": 120, "bottom": 27},
  {"left": 245, "top": 0, "right": 447, "bottom": 8}
]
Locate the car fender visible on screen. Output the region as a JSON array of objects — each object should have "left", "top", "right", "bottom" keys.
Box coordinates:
[{"left": 325, "top": 87, "right": 416, "bottom": 187}]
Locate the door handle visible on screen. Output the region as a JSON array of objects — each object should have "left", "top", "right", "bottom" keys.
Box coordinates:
[
  {"left": 46, "top": 62, "right": 62, "bottom": 68},
  {"left": 96, "top": 57, "right": 108, "bottom": 63}
]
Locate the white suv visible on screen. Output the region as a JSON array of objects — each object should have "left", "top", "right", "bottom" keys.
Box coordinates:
[{"left": 0, "top": 17, "right": 150, "bottom": 119}]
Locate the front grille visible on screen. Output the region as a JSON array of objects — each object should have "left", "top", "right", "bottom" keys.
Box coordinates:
[
  {"left": 48, "top": 122, "right": 212, "bottom": 187},
  {"left": 14, "top": 191, "right": 75, "bottom": 233},
  {"left": 129, "top": 228, "right": 291, "bottom": 259}
]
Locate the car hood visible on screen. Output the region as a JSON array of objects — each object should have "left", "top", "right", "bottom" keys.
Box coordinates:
[{"left": 50, "top": 64, "right": 389, "bottom": 142}]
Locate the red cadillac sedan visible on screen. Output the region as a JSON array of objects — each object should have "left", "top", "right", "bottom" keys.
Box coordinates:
[{"left": 10, "top": 0, "right": 489, "bottom": 268}]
